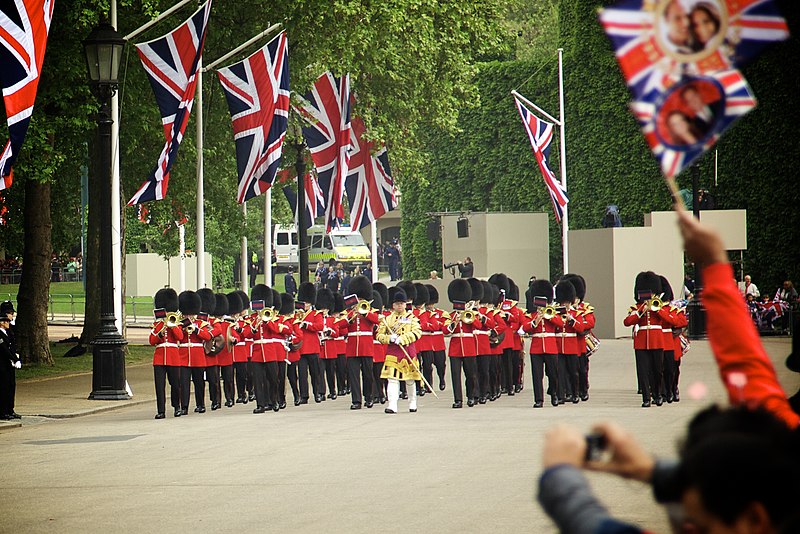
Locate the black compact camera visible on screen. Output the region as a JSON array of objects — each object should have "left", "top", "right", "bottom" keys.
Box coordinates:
[
  {"left": 443, "top": 262, "right": 459, "bottom": 269},
  {"left": 585, "top": 433, "right": 607, "bottom": 462}
]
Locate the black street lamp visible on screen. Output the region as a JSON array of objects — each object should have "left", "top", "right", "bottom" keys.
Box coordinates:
[{"left": 83, "top": 23, "right": 129, "bottom": 400}]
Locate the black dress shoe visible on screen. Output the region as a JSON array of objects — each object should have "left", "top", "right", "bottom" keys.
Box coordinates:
[
  {"left": 489, "top": 394, "right": 497, "bottom": 402},
  {"left": 194, "top": 406, "right": 206, "bottom": 413},
  {"left": 235, "top": 397, "right": 244, "bottom": 404},
  {"left": 225, "top": 400, "right": 234, "bottom": 408},
  {"left": 380, "top": 396, "right": 387, "bottom": 404},
  {"left": 211, "top": 403, "right": 221, "bottom": 411},
  {"left": 365, "top": 401, "right": 374, "bottom": 408},
  {"left": 10, "top": 412, "right": 21, "bottom": 419},
  {"left": 154, "top": 413, "right": 166, "bottom": 419},
  {"left": 253, "top": 406, "right": 266, "bottom": 414},
  {"left": 248, "top": 394, "right": 256, "bottom": 402},
  {"left": 181, "top": 408, "right": 189, "bottom": 415},
  {"left": 409, "top": 408, "right": 417, "bottom": 413},
  {"left": 572, "top": 397, "right": 580, "bottom": 404},
  {"left": 665, "top": 395, "right": 674, "bottom": 403},
  {"left": 419, "top": 389, "right": 425, "bottom": 397},
  {"left": 174, "top": 409, "right": 182, "bottom": 417},
  {"left": 514, "top": 384, "right": 522, "bottom": 393},
  {"left": 439, "top": 382, "right": 446, "bottom": 391},
  {"left": 279, "top": 402, "right": 287, "bottom": 409},
  {"left": 384, "top": 407, "right": 396, "bottom": 414},
  {"left": 551, "top": 396, "right": 559, "bottom": 407},
  {"left": 314, "top": 395, "right": 322, "bottom": 403},
  {"left": 273, "top": 404, "right": 280, "bottom": 412},
  {"left": 331, "top": 394, "right": 337, "bottom": 400},
  {"left": 265, "top": 404, "right": 273, "bottom": 411},
  {"left": 400, "top": 391, "right": 408, "bottom": 400},
  {"left": 478, "top": 397, "right": 487, "bottom": 404},
  {"left": 467, "top": 398, "right": 476, "bottom": 407},
  {"left": 1, "top": 414, "right": 13, "bottom": 420},
  {"left": 533, "top": 402, "right": 543, "bottom": 408},
  {"left": 452, "top": 401, "right": 463, "bottom": 409},
  {"left": 294, "top": 399, "right": 301, "bottom": 406},
  {"left": 580, "top": 395, "right": 589, "bottom": 402},
  {"left": 508, "top": 390, "right": 515, "bottom": 396},
  {"left": 242, "top": 397, "right": 249, "bottom": 405},
  {"left": 350, "top": 403, "right": 362, "bottom": 410},
  {"left": 558, "top": 398, "right": 565, "bottom": 405},
  {"left": 673, "top": 393, "right": 680, "bottom": 402},
  {"left": 298, "top": 398, "right": 309, "bottom": 405},
  {"left": 654, "top": 397, "right": 663, "bottom": 406},
  {"left": 642, "top": 401, "right": 651, "bottom": 408}
]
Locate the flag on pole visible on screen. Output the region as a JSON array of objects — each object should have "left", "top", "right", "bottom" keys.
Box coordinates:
[
  {"left": 0, "top": 0, "right": 55, "bottom": 190},
  {"left": 296, "top": 72, "right": 351, "bottom": 232},
  {"left": 217, "top": 31, "right": 289, "bottom": 204},
  {"left": 278, "top": 168, "right": 324, "bottom": 230},
  {"left": 127, "top": 1, "right": 212, "bottom": 205},
  {"left": 514, "top": 96, "right": 568, "bottom": 222},
  {"left": 345, "top": 115, "right": 397, "bottom": 230}
]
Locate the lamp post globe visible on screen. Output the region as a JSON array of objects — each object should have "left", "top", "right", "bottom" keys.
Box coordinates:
[{"left": 83, "top": 22, "right": 129, "bottom": 400}]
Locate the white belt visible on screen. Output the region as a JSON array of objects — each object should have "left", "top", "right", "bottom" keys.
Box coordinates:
[
  {"left": 451, "top": 333, "right": 474, "bottom": 338},
  {"left": 255, "top": 339, "right": 283, "bottom": 344},
  {"left": 235, "top": 342, "right": 247, "bottom": 347},
  {"left": 473, "top": 330, "right": 490, "bottom": 335},
  {"left": 533, "top": 333, "right": 555, "bottom": 338},
  {"left": 421, "top": 332, "right": 436, "bottom": 336},
  {"left": 348, "top": 332, "right": 373, "bottom": 337},
  {"left": 334, "top": 337, "right": 345, "bottom": 341},
  {"left": 662, "top": 328, "right": 672, "bottom": 333},
  {"left": 638, "top": 325, "right": 661, "bottom": 330},
  {"left": 183, "top": 343, "right": 204, "bottom": 348},
  {"left": 159, "top": 342, "right": 179, "bottom": 348},
  {"left": 557, "top": 333, "right": 576, "bottom": 337}
]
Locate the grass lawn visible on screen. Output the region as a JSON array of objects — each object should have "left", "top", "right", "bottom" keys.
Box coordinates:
[{"left": 17, "top": 343, "right": 153, "bottom": 382}]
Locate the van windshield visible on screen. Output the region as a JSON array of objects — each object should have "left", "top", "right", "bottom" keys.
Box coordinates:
[{"left": 331, "top": 234, "right": 366, "bottom": 247}]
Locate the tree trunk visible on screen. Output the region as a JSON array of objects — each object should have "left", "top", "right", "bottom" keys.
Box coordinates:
[
  {"left": 17, "top": 178, "right": 53, "bottom": 365},
  {"left": 80, "top": 133, "right": 101, "bottom": 345}
]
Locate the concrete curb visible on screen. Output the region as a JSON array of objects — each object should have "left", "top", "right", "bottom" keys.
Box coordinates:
[{"left": 33, "top": 398, "right": 153, "bottom": 419}]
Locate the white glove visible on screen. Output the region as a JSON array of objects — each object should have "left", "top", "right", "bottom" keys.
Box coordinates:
[
  {"left": 389, "top": 334, "right": 399, "bottom": 344},
  {"left": 516, "top": 327, "right": 525, "bottom": 336},
  {"left": 14, "top": 360, "right": 22, "bottom": 369}
]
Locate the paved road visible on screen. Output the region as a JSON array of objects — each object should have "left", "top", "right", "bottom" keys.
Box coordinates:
[{"left": 1, "top": 337, "right": 796, "bottom": 533}]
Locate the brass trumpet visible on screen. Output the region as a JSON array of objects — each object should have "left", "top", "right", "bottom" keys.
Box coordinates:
[
  {"left": 647, "top": 294, "right": 665, "bottom": 312},
  {"left": 166, "top": 312, "right": 182, "bottom": 328},
  {"left": 259, "top": 307, "right": 277, "bottom": 321},
  {"left": 461, "top": 309, "right": 477, "bottom": 324},
  {"left": 356, "top": 299, "right": 372, "bottom": 314},
  {"left": 540, "top": 305, "right": 557, "bottom": 320}
]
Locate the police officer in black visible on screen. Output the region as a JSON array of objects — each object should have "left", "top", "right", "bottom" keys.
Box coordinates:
[{"left": 0, "top": 301, "right": 21, "bottom": 420}]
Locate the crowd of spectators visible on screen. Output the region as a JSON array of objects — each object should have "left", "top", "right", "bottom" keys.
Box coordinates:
[{"left": 741, "top": 275, "right": 797, "bottom": 333}]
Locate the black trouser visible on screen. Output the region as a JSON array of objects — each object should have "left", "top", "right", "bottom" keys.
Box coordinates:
[
  {"left": 490, "top": 354, "right": 501, "bottom": 397},
  {"left": 432, "top": 350, "right": 447, "bottom": 387},
  {"left": 265, "top": 361, "right": 279, "bottom": 407},
  {"left": 450, "top": 357, "right": 479, "bottom": 402},
  {"left": 221, "top": 365, "right": 235, "bottom": 403},
  {"left": 634, "top": 349, "right": 663, "bottom": 403},
  {"left": 336, "top": 354, "right": 348, "bottom": 393},
  {"left": 287, "top": 362, "right": 300, "bottom": 402},
  {"left": 276, "top": 361, "right": 287, "bottom": 404},
  {"left": 372, "top": 361, "right": 386, "bottom": 401},
  {"left": 662, "top": 350, "right": 676, "bottom": 400},
  {"left": 673, "top": 358, "right": 681, "bottom": 396},
  {"left": 206, "top": 364, "right": 220, "bottom": 406},
  {"left": 154, "top": 365, "right": 168, "bottom": 415},
  {"left": 514, "top": 350, "right": 523, "bottom": 388},
  {"left": 420, "top": 350, "right": 434, "bottom": 391},
  {"left": 191, "top": 367, "right": 206, "bottom": 408},
  {"left": 477, "top": 354, "right": 492, "bottom": 399},
  {"left": 0, "top": 364, "right": 15, "bottom": 416},
  {"left": 558, "top": 354, "right": 579, "bottom": 401},
  {"left": 179, "top": 366, "right": 192, "bottom": 410},
  {"left": 251, "top": 361, "right": 268, "bottom": 408},
  {"left": 323, "top": 359, "right": 337, "bottom": 396},
  {"left": 501, "top": 348, "right": 516, "bottom": 393},
  {"left": 530, "top": 353, "right": 559, "bottom": 404},
  {"left": 577, "top": 354, "right": 590, "bottom": 398},
  {"left": 233, "top": 361, "right": 249, "bottom": 400},
  {"left": 298, "top": 353, "right": 321, "bottom": 401},
  {"left": 347, "top": 356, "right": 374, "bottom": 405}
]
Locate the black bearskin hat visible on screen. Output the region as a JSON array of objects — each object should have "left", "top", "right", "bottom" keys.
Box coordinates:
[
  {"left": 447, "top": 279, "right": 472, "bottom": 304},
  {"left": 348, "top": 275, "right": 373, "bottom": 300},
  {"left": 250, "top": 284, "right": 273, "bottom": 307},
  {"left": 396, "top": 280, "right": 416, "bottom": 302},
  {"left": 178, "top": 290, "right": 202, "bottom": 315},
  {"left": 634, "top": 271, "right": 662, "bottom": 302},
  {"left": 316, "top": 288, "right": 335, "bottom": 311},
  {"left": 279, "top": 293, "right": 295, "bottom": 315},
  {"left": 271, "top": 289, "right": 281, "bottom": 309},
  {"left": 488, "top": 273, "right": 511, "bottom": 295},
  {"left": 562, "top": 273, "right": 586, "bottom": 301},
  {"left": 197, "top": 288, "right": 215, "bottom": 314},
  {"left": 530, "top": 279, "right": 554, "bottom": 302},
  {"left": 467, "top": 278, "right": 484, "bottom": 303},
  {"left": 508, "top": 279, "right": 519, "bottom": 301},
  {"left": 372, "top": 290, "right": 384, "bottom": 311},
  {"left": 413, "top": 283, "right": 429, "bottom": 307},
  {"left": 333, "top": 292, "right": 345, "bottom": 314},
  {"left": 659, "top": 275, "right": 674, "bottom": 302},
  {"left": 555, "top": 281, "right": 576, "bottom": 305},
  {"left": 373, "top": 282, "right": 389, "bottom": 307},
  {"left": 480, "top": 281, "right": 493, "bottom": 305},
  {"left": 154, "top": 288, "right": 179, "bottom": 312},
  {"left": 213, "top": 294, "right": 229, "bottom": 318},
  {"left": 425, "top": 284, "right": 439, "bottom": 304},
  {"left": 236, "top": 290, "right": 250, "bottom": 311},
  {"left": 226, "top": 292, "right": 244, "bottom": 315},
  {"left": 297, "top": 282, "right": 317, "bottom": 305}
]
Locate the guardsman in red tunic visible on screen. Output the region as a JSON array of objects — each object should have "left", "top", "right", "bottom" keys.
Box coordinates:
[
  {"left": 197, "top": 289, "right": 222, "bottom": 412},
  {"left": 248, "top": 284, "right": 273, "bottom": 414},
  {"left": 424, "top": 284, "right": 448, "bottom": 391},
  {"left": 657, "top": 276, "right": 688, "bottom": 403},
  {"left": 296, "top": 282, "right": 325, "bottom": 404},
  {"left": 261, "top": 288, "right": 291, "bottom": 412},
  {"left": 412, "top": 283, "right": 434, "bottom": 397},
  {"left": 623, "top": 271, "right": 671, "bottom": 407},
  {"left": 370, "top": 290, "right": 388, "bottom": 404},
  {"left": 208, "top": 293, "right": 233, "bottom": 410},
  {"left": 562, "top": 274, "right": 596, "bottom": 402},
  {"left": 231, "top": 291, "right": 253, "bottom": 405},
  {"left": 278, "top": 293, "right": 301, "bottom": 407},
  {"left": 522, "top": 280, "right": 563, "bottom": 407},
  {"left": 177, "top": 291, "right": 213, "bottom": 415},
  {"left": 489, "top": 273, "right": 518, "bottom": 397},
  {"left": 554, "top": 281, "right": 586, "bottom": 404},
  {"left": 444, "top": 279, "right": 479, "bottom": 409},
  {"left": 316, "top": 289, "right": 339, "bottom": 400},
  {"left": 150, "top": 288, "right": 184, "bottom": 419},
  {"left": 466, "top": 279, "right": 491, "bottom": 405},
  {"left": 338, "top": 276, "right": 380, "bottom": 410},
  {"left": 507, "top": 280, "right": 526, "bottom": 393},
  {"left": 332, "top": 293, "right": 349, "bottom": 397},
  {"left": 221, "top": 292, "right": 244, "bottom": 408}
]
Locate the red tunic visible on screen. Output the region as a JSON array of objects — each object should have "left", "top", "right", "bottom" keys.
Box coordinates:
[
  {"left": 281, "top": 316, "right": 302, "bottom": 363},
  {"left": 444, "top": 314, "right": 478, "bottom": 357},
  {"left": 576, "top": 303, "right": 596, "bottom": 355},
  {"left": 623, "top": 304, "right": 670, "bottom": 350},
  {"left": 556, "top": 308, "right": 586, "bottom": 355},
  {"left": 150, "top": 322, "right": 184, "bottom": 366},
  {"left": 214, "top": 319, "right": 236, "bottom": 367},
  {"left": 522, "top": 312, "right": 563, "bottom": 355},
  {"left": 670, "top": 308, "right": 689, "bottom": 359},
  {"left": 416, "top": 309, "right": 433, "bottom": 352},
  {"left": 320, "top": 315, "right": 339, "bottom": 360},
  {"left": 430, "top": 309, "right": 447, "bottom": 352},
  {"left": 703, "top": 262, "right": 799, "bottom": 428},
  {"left": 299, "top": 309, "right": 325, "bottom": 356},
  {"left": 253, "top": 317, "right": 291, "bottom": 363},
  {"left": 473, "top": 306, "right": 495, "bottom": 356},
  {"left": 180, "top": 318, "right": 213, "bottom": 367},
  {"left": 339, "top": 309, "right": 380, "bottom": 358},
  {"left": 232, "top": 317, "right": 252, "bottom": 363},
  {"left": 497, "top": 301, "right": 519, "bottom": 351},
  {"left": 490, "top": 311, "right": 507, "bottom": 356}
]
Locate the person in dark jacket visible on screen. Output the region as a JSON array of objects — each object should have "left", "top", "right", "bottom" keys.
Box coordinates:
[{"left": 0, "top": 301, "right": 21, "bottom": 420}]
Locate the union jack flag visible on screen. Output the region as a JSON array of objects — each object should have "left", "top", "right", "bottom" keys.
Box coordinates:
[
  {"left": 127, "top": 1, "right": 211, "bottom": 206},
  {"left": 599, "top": 0, "right": 789, "bottom": 100},
  {"left": 514, "top": 96, "right": 568, "bottom": 222},
  {"left": 630, "top": 69, "right": 755, "bottom": 177},
  {"left": 345, "top": 115, "right": 397, "bottom": 230},
  {"left": 278, "top": 168, "right": 324, "bottom": 230},
  {"left": 217, "top": 31, "right": 289, "bottom": 204},
  {"left": 296, "top": 72, "right": 351, "bottom": 232},
  {"left": 0, "top": 0, "right": 54, "bottom": 190}
]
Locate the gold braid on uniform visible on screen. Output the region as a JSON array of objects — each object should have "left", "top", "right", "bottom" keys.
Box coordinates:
[{"left": 377, "top": 310, "right": 422, "bottom": 381}]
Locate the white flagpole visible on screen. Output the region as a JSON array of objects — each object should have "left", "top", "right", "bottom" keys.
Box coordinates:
[
  {"left": 196, "top": 62, "right": 206, "bottom": 289},
  {"left": 557, "top": 48, "right": 569, "bottom": 274},
  {"left": 202, "top": 23, "right": 282, "bottom": 72},
  {"left": 510, "top": 90, "right": 562, "bottom": 126},
  {"left": 111, "top": 1, "right": 123, "bottom": 332},
  {"left": 371, "top": 220, "right": 378, "bottom": 283},
  {"left": 241, "top": 203, "right": 248, "bottom": 292},
  {"left": 179, "top": 223, "right": 186, "bottom": 292},
  {"left": 123, "top": 0, "right": 195, "bottom": 41},
  {"left": 265, "top": 187, "right": 272, "bottom": 286}
]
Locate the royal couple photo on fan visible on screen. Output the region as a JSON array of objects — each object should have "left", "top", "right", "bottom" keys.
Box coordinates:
[{"left": 660, "top": 0, "right": 723, "bottom": 56}]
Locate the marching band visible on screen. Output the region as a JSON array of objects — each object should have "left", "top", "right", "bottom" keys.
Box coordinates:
[{"left": 148, "top": 271, "right": 688, "bottom": 418}]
